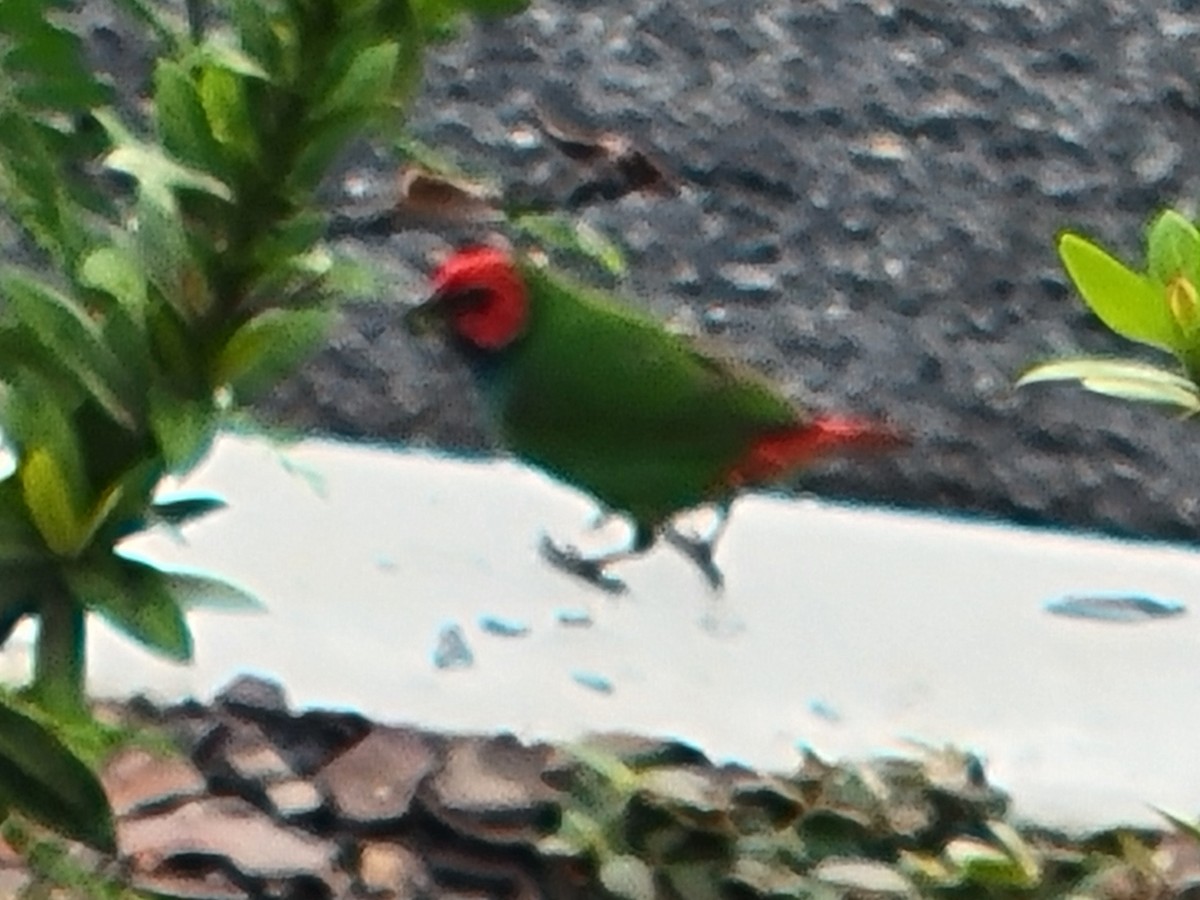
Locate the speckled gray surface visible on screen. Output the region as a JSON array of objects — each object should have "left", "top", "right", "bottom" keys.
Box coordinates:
[{"left": 130, "top": 2, "right": 1200, "bottom": 543}]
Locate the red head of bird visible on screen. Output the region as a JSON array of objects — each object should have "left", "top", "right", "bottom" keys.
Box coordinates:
[{"left": 416, "top": 246, "right": 530, "bottom": 351}]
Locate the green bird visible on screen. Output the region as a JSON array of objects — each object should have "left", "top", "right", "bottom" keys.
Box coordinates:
[{"left": 406, "top": 245, "right": 903, "bottom": 592}]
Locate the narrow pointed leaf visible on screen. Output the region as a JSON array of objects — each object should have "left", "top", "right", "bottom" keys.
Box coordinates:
[
  {"left": 147, "top": 299, "right": 204, "bottom": 385},
  {"left": 0, "top": 112, "right": 95, "bottom": 271},
  {"left": 66, "top": 556, "right": 192, "bottom": 661},
  {"left": 151, "top": 491, "right": 227, "bottom": 527},
  {"left": 227, "top": 0, "right": 282, "bottom": 76},
  {"left": 163, "top": 569, "right": 264, "bottom": 612},
  {"left": 944, "top": 836, "right": 1035, "bottom": 888},
  {"left": 212, "top": 308, "right": 334, "bottom": 399},
  {"left": 191, "top": 38, "right": 270, "bottom": 81},
  {"left": 514, "top": 213, "right": 626, "bottom": 276},
  {"left": 79, "top": 245, "right": 153, "bottom": 384},
  {"left": 1018, "top": 358, "right": 1200, "bottom": 411},
  {"left": 94, "top": 457, "right": 166, "bottom": 542},
  {"left": 3, "top": 374, "right": 87, "bottom": 491},
  {"left": 102, "top": 143, "right": 232, "bottom": 206},
  {"left": 987, "top": 821, "right": 1041, "bottom": 885},
  {"left": 1080, "top": 376, "right": 1200, "bottom": 410},
  {"left": 314, "top": 41, "right": 401, "bottom": 119},
  {"left": 153, "top": 60, "right": 228, "bottom": 178},
  {"left": 20, "top": 447, "right": 86, "bottom": 557},
  {"left": 134, "top": 191, "right": 214, "bottom": 322},
  {"left": 198, "top": 64, "right": 260, "bottom": 162},
  {"left": 0, "top": 271, "right": 136, "bottom": 428},
  {"left": 1058, "top": 232, "right": 1179, "bottom": 352},
  {"left": 149, "top": 385, "right": 217, "bottom": 474},
  {"left": 0, "top": 699, "right": 116, "bottom": 853}
]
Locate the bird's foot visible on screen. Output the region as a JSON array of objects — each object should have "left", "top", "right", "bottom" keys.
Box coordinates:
[
  {"left": 663, "top": 524, "right": 725, "bottom": 592},
  {"left": 539, "top": 534, "right": 628, "bottom": 595}
]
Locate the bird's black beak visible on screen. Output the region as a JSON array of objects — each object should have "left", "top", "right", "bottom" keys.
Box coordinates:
[
  {"left": 403, "top": 295, "right": 445, "bottom": 337},
  {"left": 405, "top": 287, "right": 491, "bottom": 337}
]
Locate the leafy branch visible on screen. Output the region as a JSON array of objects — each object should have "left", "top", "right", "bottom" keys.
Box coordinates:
[{"left": 0, "top": 0, "right": 528, "bottom": 859}]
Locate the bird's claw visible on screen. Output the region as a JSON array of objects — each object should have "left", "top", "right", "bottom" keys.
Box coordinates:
[
  {"left": 663, "top": 525, "right": 725, "bottom": 592},
  {"left": 539, "top": 535, "right": 628, "bottom": 594}
]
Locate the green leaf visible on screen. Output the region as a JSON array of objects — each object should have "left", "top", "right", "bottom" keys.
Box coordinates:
[
  {"left": 20, "top": 447, "right": 87, "bottom": 558},
  {"left": 148, "top": 385, "right": 217, "bottom": 474},
  {"left": 147, "top": 300, "right": 204, "bottom": 387},
  {"left": 19, "top": 440, "right": 128, "bottom": 559},
  {"left": 1057, "top": 231, "right": 1179, "bottom": 352},
  {"left": 104, "top": 143, "right": 233, "bottom": 207},
  {"left": 81, "top": 244, "right": 155, "bottom": 385},
  {"left": 78, "top": 245, "right": 148, "bottom": 314},
  {"left": 513, "top": 213, "right": 627, "bottom": 277},
  {"left": 107, "top": 549, "right": 261, "bottom": 612},
  {"left": 65, "top": 556, "right": 192, "bottom": 661},
  {"left": 986, "top": 821, "right": 1041, "bottom": 886},
  {"left": 287, "top": 113, "right": 365, "bottom": 195},
  {"left": 163, "top": 568, "right": 264, "bottom": 612},
  {"left": 393, "top": 131, "right": 470, "bottom": 179},
  {"left": 134, "top": 190, "right": 214, "bottom": 322},
  {"left": 96, "top": 108, "right": 232, "bottom": 207},
  {"left": 246, "top": 213, "right": 329, "bottom": 291},
  {"left": 1018, "top": 357, "right": 1200, "bottom": 412},
  {"left": 0, "top": 698, "right": 116, "bottom": 853},
  {"left": 0, "top": 270, "right": 136, "bottom": 429},
  {"left": 212, "top": 308, "right": 334, "bottom": 399},
  {"left": 411, "top": 0, "right": 528, "bottom": 31},
  {"left": 191, "top": 38, "right": 271, "bottom": 81},
  {"left": 0, "top": 0, "right": 112, "bottom": 112},
  {"left": 944, "top": 834, "right": 1037, "bottom": 889},
  {"left": 0, "top": 113, "right": 95, "bottom": 272},
  {"left": 574, "top": 222, "right": 627, "bottom": 278},
  {"left": 198, "top": 63, "right": 260, "bottom": 162},
  {"left": 324, "top": 252, "right": 379, "bottom": 299},
  {"left": 151, "top": 491, "right": 227, "bottom": 528},
  {"left": 3, "top": 374, "right": 83, "bottom": 482},
  {"left": 92, "top": 457, "right": 164, "bottom": 544},
  {"left": 313, "top": 41, "right": 401, "bottom": 119},
  {"left": 153, "top": 60, "right": 228, "bottom": 178},
  {"left": 2, "top": 376, "right": 87, "bottom": 497},
  {"left": 227, "top": 0, "right": 284, "bottom": 77},
  {"left": 1146, "top": 209, "right": 1200, "bottom": 287}
]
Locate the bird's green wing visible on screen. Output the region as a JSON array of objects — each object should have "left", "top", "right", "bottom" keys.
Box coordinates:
[{"left": 497, "top": 264, "right": 799, "bottom": 527}]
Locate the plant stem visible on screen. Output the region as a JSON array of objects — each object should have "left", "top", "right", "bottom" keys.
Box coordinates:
[{"left": 31, "top": 586, "right": 86, "bottom": 718}]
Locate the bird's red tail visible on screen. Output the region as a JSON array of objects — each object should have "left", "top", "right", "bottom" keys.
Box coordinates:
[{"left": 726, "top": 415, "right": 906, "bottom": 487}]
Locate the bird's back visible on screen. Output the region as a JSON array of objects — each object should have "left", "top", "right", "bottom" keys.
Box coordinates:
[{"left": 490, "top": 263, "right": 799, "bottom": 528}]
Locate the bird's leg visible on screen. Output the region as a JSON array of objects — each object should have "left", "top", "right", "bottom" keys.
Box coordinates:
[
  {"left": 539, "top": 520, "right": 651, "bottom": 595},
  {"left": 663, "top": 502, "right": 731, "bottom": 592}
]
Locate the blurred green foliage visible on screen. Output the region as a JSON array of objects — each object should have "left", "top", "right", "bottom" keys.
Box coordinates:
[{"left": 0, "top": 0, "right": 527, "bottom": 860}]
